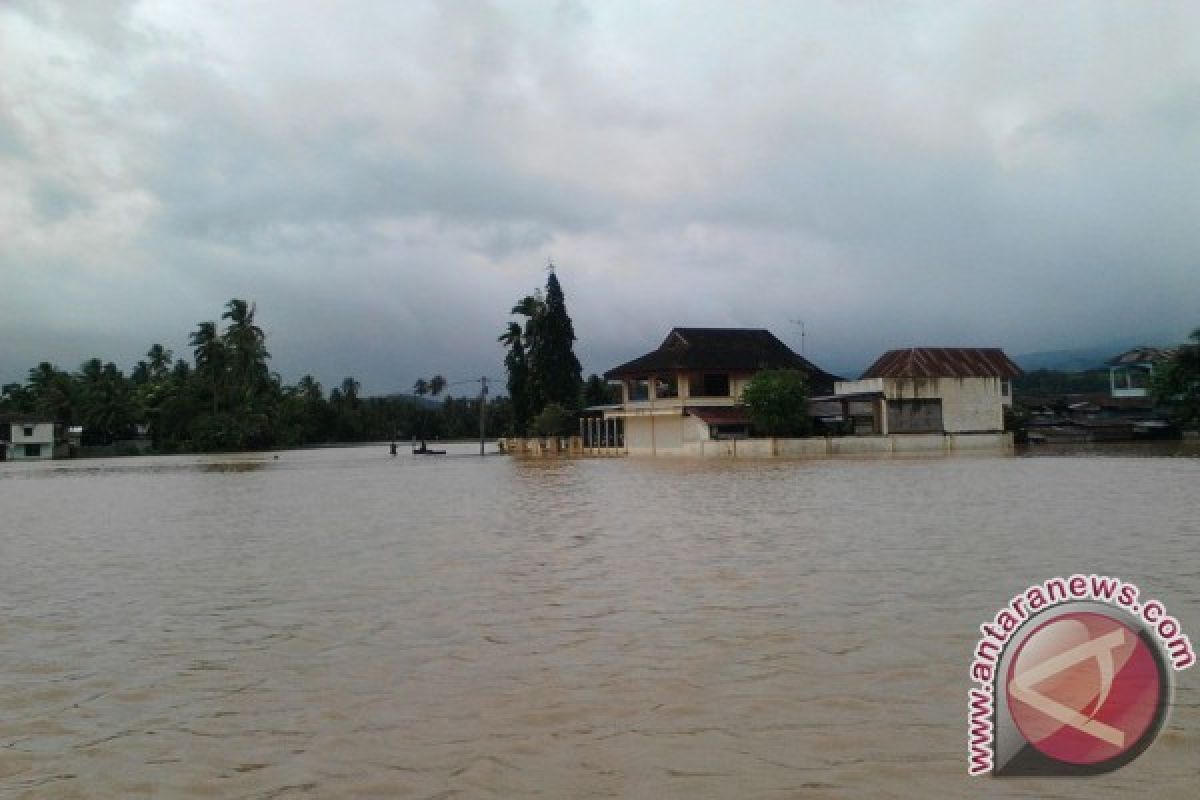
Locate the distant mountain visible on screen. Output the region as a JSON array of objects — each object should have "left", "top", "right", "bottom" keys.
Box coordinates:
[{"left": 1014, "top": 337, "right": 1175, "bottom": 373}]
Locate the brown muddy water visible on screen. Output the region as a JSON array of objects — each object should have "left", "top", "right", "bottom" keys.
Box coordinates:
[{"left": 1, "top": 444, "right": 1198, "bottom": 798}]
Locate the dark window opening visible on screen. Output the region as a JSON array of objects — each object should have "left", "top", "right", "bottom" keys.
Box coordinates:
[
  {"left": 24, "top": 443, "right": 41, "bottom": 457},
  {"left": 629, "top": 378, "right": 650, "bottom": 402},
  {"left": 655, "top": 375, "right": 678, "bottom": 399},
  {"left": 710, "top": 423, "right": 749, "bottom": 440},
  {"left": 887, "top": 398, "right": 943, "bottom": 434},
  {"left": 694, "top": 373, "right": 730, "bottom": 397}
]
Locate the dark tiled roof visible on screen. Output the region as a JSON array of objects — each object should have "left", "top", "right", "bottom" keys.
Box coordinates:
[
  {"left": 605, "top": 328, "right": 841, "bottom": 392},
  {"left": 861, "top": 348, "right": 1022, "bottom": 379}
]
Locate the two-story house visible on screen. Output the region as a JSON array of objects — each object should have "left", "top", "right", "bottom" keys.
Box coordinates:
[
  {"left": 5, "top": 419, "right": 67, "bottom": 460},
  {"left": 601, "top": 328, "right": 840, "bottom": 454}
]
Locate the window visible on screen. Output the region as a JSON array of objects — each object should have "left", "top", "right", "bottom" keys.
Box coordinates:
[
  {"left": 695, "top": 373, "right": 730, "bottom": 397},
  {"left": 23, "top": 425, "right": 34, "bottom": 437},
  {"left": 1000, "top": 379, "right": 1011, "bottom": 397},
  {"left": 711, "top": 424, "right": 748, "bottom": 440},
  {"left": 24, "top": 444, "right": 41, "bottom": 457},
  {"left": 655, "top": 375, "right": 678, "bottom": 399},
  {"left": 629, "top": 378, "right": 650, "bottom": 402}
]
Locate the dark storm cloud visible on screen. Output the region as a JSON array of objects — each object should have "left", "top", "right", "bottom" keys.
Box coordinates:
[{"left": 2, "top": 1, "right": 1199, "bottom": 391}]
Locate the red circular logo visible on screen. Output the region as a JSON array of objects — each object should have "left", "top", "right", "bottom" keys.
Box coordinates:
[{"left": 1006, "top": 611, "right": 1164, "bottom": 765}]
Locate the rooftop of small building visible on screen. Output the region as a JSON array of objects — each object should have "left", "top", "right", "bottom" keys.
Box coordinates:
[
  {"left": 1106, "top": 346, "right": 1176, "bottom": 367},
  {"left": 860, "top": 347, "right": 1022, "bottom": 379}
]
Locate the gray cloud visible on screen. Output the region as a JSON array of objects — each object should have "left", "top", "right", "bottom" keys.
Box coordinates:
[{"left": 2, "top": 1, "right": 1199, "bottom": 391}]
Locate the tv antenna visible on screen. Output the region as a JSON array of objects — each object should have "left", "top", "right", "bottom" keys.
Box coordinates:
[{"left": 790, "top": 319, "right": 806, "bottom": 355}]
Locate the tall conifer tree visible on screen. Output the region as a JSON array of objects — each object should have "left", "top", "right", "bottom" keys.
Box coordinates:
[{"left": 537, "top": 269, "right": 582, "bottom": 409}]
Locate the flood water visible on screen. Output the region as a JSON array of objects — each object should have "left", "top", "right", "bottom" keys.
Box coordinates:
[{"left": 2, "top": 444, "right": 1198, "bottom": 798}]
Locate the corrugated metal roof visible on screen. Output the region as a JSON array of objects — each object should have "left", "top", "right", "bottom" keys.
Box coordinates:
[
  {"left": 1106, "top": 347, "right": 1175, "bottom": 366},
  {"left": 861, "top": 348, "right": 1021, "bottom": 379}
]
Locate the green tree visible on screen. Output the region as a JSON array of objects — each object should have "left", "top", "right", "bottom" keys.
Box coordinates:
[
  {"left": 1153, "top": 328, "right": 1200, "bottom": 429},
  {"left": 75, "top": 359, "right": 137, "bottom": 444},
  {"left": 27, "top": 362, "right": 74, "bottom": 422},
  {"left": 741, "top": 370, "right": 811, "bottom": 437},
  {"left": 340, "top": 376, "right": 361, "bottom": 408},
  {"left": 510, "top": 292, "right": 547, "bottom": 415},
  {"left": 146, "top": 344, "right": 173, "bottom": 383},
  {"left": 189, "top": 320, "right": 226, "bottom": 415},
  {"left": 537, "top": 270, "right": 582, "bottom": 409},
  {"left": 499, "top": 321, "right": 531, "bottom": 433},
  {"left": 533, "top": 402, "right": 571, "bottom": 437},
  {"left": 222, "top": 299, "right": 271, "bottom": 403},
  {"left": 583, "top": 373, "right": 614, "bottom": 406}
]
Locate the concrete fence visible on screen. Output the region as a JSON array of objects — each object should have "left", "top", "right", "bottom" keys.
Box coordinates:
[{"left": 501, "top": 432, "right": 1013, "bottom": 458}]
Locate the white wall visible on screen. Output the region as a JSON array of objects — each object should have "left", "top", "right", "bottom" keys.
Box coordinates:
[
  {"left": 7, "top": 423, "right": 56, "bottom": 460},
  {"left": 836, "top": 377, "right": 1007, "bottom": 433}
]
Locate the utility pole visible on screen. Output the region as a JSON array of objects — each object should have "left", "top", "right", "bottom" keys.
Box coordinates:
[{"left": 479, "top": 376, "right": 488, "bottom": 456}]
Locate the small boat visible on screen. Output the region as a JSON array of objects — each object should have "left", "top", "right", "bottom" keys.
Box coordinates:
[{"left": 413, "top": 443, "right": 446, "bottom": 455}]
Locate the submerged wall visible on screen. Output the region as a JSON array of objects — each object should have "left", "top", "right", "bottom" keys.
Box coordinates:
[{"left": 501, "top": 432, "right": 1014, "bottom": 458}]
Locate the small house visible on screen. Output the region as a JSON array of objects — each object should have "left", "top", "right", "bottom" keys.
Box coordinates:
[
  {"left": 1107, "top": 347, "right": 1172, "bottom": 399},
  {"left": 5, "top": 419, "right": 67, "bottom": 460},
  {"left": 833, "top": 348, "right": 1021, "bottom": 434}
]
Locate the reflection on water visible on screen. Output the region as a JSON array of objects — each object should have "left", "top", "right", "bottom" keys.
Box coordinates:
[{"left": 0, "top": 445, "right": 1197, "bottom": 798}]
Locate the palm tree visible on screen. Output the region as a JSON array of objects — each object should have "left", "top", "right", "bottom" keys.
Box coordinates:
[
  {"left": 499, "top": 322, "right": 530, "bottom": 433},
  {"left": 146, "top": 344, "right": 174, "bottom": 382},
  {"left": 190, "top": 321, "right": 226, "bottom": 414},
  {"left": 341, "top": 376, "right": 361, "bottom": 408},
  {"left": 510, "top": 292, "right": 547, "bottom": 414},
  {"left": 222, "top": 299, "right": 270, "bottom": 402},
  {"left": 297, "top": 374, "right": 322, "bottom": 402},
  {"left": 413, "top": 378, "right": 429, "bottom": 397},
  {"left": 430, "top": 374, "right": 446, "bottom": 396},
  {"left": 27, "top": 362, "right": 73, "bottom": 422}
]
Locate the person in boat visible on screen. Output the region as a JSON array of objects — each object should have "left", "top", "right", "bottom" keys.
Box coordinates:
[{"left": 389, "top": 441, "right": 398, "bottom": 456}]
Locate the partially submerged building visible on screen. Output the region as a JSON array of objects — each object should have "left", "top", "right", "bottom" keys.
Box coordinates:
[
  {"left": 598, "top": 327, "right": 839, "bottom": 455},
  {"left": 3, "top": 419, "right": 68, "bottom": 460},
  {"left": 832, "top": 347, "right": 1021, "bottom": 434},
  {"left": 1107, "top": 346, "right": 1173, "bottom": 399},
  {"left": 534, "top": 335, "right": 1022, "bottom": 458}
]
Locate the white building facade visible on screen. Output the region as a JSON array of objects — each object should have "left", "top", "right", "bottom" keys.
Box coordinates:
[{"left": 6, "top": 421, "right": 65, "bottom": 460}]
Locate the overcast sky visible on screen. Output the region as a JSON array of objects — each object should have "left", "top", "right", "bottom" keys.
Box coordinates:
[{"left": 2, "top": 1, "right": 1198, "bottom": 392}]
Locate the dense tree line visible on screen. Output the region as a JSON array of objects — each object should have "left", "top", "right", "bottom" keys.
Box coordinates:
[
  {"left": 0, "top": 298, "right": 514, "bottom": 452},
  {"left": 1011, "top": 368, "right": 1110, "bottom": 397}
]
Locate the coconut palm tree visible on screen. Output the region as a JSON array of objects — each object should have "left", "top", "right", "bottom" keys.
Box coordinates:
[
  {"left": 190, "top": 321, "right": 226, "bottom": 414},
  {"left": 297, "top": 374, "right": 322, "bottom": 402},
  {"left": 221, "top": 299, "right": 270, "bottom": 402},
  {"left": 341, "top": 376, "right": 361, "bottom": 408},
  {"left": 499, "top": 322, "right": 531, "bottom": 433},
  {"left": 146, "top": 344, "right": 173, "bottom": 382}
]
